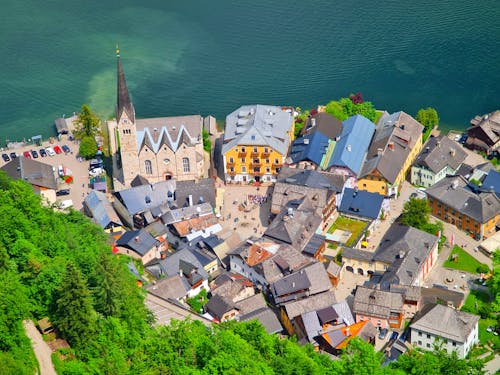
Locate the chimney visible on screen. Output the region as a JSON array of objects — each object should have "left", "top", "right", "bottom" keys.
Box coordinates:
[
  {"left": 311, "top": 118, "right": 316, "bottom": 127},
  {"left": 303, "top": 138, "right": 310, "bottom": 145},
  {"left": 450, "top": 148, "right": 456, "bottom": 157},
  {"left": 377, "top": 148, "right": 383, "bottom": 156},
  {"left": 399, "top": 250, "right": 405, "bottom": 259},
  {"left": 347, "top": 145, "right": 352, "bottom": 152},
  {"left": 188, "top": 195, "right": 193, "bottom": 206},
  {"left": 292, "top": 282, "right": 295, "bottom": 288},
  {"left": 345, "top": 327, "right": 351, "bottom": 337},
  {"left": 134, "top": 236, "right": 140, "bottom": 243},
  {"left": 388, "top": 142, "right": 395, "bottom": 151},
  {"left": 436, "top": 140, "right": 441, "bottom": 148}
]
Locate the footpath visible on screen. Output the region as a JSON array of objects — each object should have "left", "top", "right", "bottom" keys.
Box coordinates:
[{"left": 23, "top": 320, "right": 56, "bottom": 375}]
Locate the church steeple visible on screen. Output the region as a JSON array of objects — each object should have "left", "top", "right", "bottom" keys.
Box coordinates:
[{"left": 116, "top": 46, "right": 135, "bottom": 123}]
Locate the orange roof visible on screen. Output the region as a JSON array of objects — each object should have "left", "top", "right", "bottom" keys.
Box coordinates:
[
  {"left": 320, "top": 320, "right": 369, "bottom": 350},
  {"left": 172, "top": 214, "right": 218, "bottom": 236},
  {"left": 246, "top": 243, "right": 274, "bottom": 266}
]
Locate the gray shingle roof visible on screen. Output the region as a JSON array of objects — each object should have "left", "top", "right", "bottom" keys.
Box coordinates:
[
  {"left": 410, "top": 304, "right": 479, "bottom": 343},
  {"left": 147, "top": 274, "right": 189, "bottom": 300},
  {"left": 84, "top": 191, "right": 123, "bottom": 229},
  {"left": 204, "top": 294, "right": 235, "bottom": 320},
  {"left": 361, "top": 111, "right": 423, "bottom": 183},
  {"left": 283, "top": 291, "right": 337, "bottom": 321},
  {"left": 414, "top": 136, "right": 467, "bottom": 173},
  {"left": 116, "top": 228, "right": 159, "bottom": 256},
  {"left": 426, "top": 175, "right": 500, "bottom": 223},
  {"left": 239, "top": 307, "right": 283, "bottom": 334},
  {"left": 222, "top": 105, "right": 294, "bottom": 156},
  {"left": 264, "top": 197, "right": 322, "bottom": 251},
  {"left": 301, "top": 112, "right": 343, "bottom": 139},
  {"left": 136, "top": 115, "right": 203, "bottom": 153},
  {"left": 1, "top": 157, "right": 58, "bottom": 190},
  {"left": 148, "top": 247, "right": 209, "bottom": 280},
  {"left": 353, "top": 286, "right": 404, "bottom": 319},
  {"left": 175, "top": 178, "right": 216, "bottom": 208},
  {"left": 113, "top": 180, "right": 176, "bottom": 215}
]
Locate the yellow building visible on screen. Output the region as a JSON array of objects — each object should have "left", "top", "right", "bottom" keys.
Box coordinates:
[
  {"left": 357, "top": 112, "right": 423, "bottom": 196},
  {"left": 221, "top": 105, "right": 294, "bottom": 183}
]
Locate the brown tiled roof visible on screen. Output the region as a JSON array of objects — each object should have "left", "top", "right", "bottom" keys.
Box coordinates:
[{"left": 172, "top": 214, "right": 218, "bottom": 236}]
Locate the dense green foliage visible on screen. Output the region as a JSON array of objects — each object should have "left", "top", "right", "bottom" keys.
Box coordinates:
[
  {"left": 491, "top": 251, "right": 500, "bottom": 312},
  {"left": 325, "top": 97, "right": 377, "bottom": 122},
  {"left": 0, "top": 172, "right": 486, "bottom": 374},
  {"left": 400, "top": 197, "right": 431, "bottom": 228},
  {"left": 79, "top": 136, "right": 98, "bottom": 159},
  {"left": 416, "top": 107, "right": 439, "bottom": 131},
  {"left": 74, "top": 104, "right": 101, "bottom": 140},
  {"left": 202, "top": 130, "right": 212, "bottom": 153}
]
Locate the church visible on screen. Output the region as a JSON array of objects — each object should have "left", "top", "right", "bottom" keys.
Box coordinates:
[{"left": 107, "top": 49, "right": 207, "bottom": 188}]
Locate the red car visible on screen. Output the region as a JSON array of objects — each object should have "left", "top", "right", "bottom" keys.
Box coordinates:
[
  {"left": 23, "top": 151, "right": 31, "bottom": 158},
  {"left": 54, "top": 145, "right": 63, "bottom": 154}
]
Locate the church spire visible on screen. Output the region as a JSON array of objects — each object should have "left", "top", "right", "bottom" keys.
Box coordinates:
[{"left": 116, "top": 45, "right": 135, "bottom": 123}]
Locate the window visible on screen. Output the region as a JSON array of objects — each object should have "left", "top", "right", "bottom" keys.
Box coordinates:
[
  {"left": 229, "top": 157, "right": 234, "bottom": 163},
  {"left": 274, "top": 158, "right": 279, "bottom": 164},
  {"left": 241, "top": 166, "right": 246, "bottom": 173},
  {"left": 266, "top": 167, "right": 270, "bottom": 173},
  {"left": 418, "top": 331, "right": 422, "bottom": 337},
  {"left": 241, "top": 147, "right": 246, "bottom": 152},
  {"left": 182, "top": 157, "right": 190, "bottom": 172},
  {"left": 241, "top": 158, "right": 245, "bottom": 163},
  {"left": 145, "top": 160, "right": 152, "bottom": 175},
  {"left": 122, "top": 129, "right": 131, "bottom": 135},
  {"left": 264, "top": 148, "right": 269, "bottom": 153},
  {"left": 426, "top": 343, "right": 431, "bottom": 348},
  {"left": 418, "top": 340, "right": 422, "bottom": 346},
  {"left": 452, "top": 341, "right": 456, "bottom": 347},
  {"left": 266, "top": 158, "right": 270, "bottom": 164},
  {"left": 426, "top": 334, "right": 431, "bottom": 339},
  {"left": 363, "top": 184, "right": 367, "bottom": 188},
  {"left": 253, "top": 147, "right": 258, "bottom": 153}
]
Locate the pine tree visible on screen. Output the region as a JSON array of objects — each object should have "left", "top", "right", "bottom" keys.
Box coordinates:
[
  {"left": 52, "top": 262, "right": 96, "bottom": 348},
  {"left": 92, "top": 252, "right": 124, "bottom": 318}
]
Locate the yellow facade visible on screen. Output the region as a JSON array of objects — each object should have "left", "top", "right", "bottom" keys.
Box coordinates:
[
  {"left": 358, "top": 133, "right": 423, "bottom": 195},
  {"left": 224, "top": 145, "right": 285, "bottom": 181}
]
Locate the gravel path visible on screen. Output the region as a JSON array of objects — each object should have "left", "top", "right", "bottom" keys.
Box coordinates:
[{"left": 23, "top": 320, "right": 57, "bottom": 375}]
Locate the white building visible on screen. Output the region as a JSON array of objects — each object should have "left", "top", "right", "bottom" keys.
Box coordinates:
[{"left": 410, "top": 304, "right": 479, "bottom": 358}]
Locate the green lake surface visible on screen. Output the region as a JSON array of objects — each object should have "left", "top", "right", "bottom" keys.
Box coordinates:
[{"left": 1, "top": 0, "right": 499, "bottom": 142}]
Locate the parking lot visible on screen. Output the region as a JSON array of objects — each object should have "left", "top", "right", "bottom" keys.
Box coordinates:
[{"left": 0, "top": 136, "right": 92, "bottom": 211}]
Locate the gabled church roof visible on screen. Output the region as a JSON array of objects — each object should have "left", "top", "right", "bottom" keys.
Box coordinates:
[{"left": 116, "top": 52, "right": 135, "bottom": 123}]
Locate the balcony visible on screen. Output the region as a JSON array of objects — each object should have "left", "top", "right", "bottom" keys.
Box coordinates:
[
  {"left": 251, "top": 151, "right": 260, "bottom": 157},
  {"left": 272, "top": 162, "right": 283, "bottom": 168},
  {"left": 227, "top": 170, "right": 236, "bottom": 176},
  {"left": 226, "top": 160, "right": 235, "bottom": 166},
  {"left": 261, "top": 150, "right": 271, "bottom": 157},
  {"left": 250, "top": 160, "right": 262, "bottom": 167},
  {"left": 238, "top": 150, "right": 247, "bottom": 157},
  {"left": 252, "top": 170, "right": 265, "bottom": 176}
]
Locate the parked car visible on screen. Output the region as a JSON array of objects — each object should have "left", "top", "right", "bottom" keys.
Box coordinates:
[
  {"left": 31, "top": 150, "right": 39, "bottom": 158},
  {"left": 89, "top": 158, "right": 104, "bottom": 170},
  {"left": 89, "top": 167, "right": 104, "bottom": 177},
  {"left": 62, "top": 145, "right": 71, "bottom": 154},
  {"left": 378, "top": 328, "right": 389, "bottom": 340},
  {"left": 2, "top": 153, "right": 10, "bottom": 162},
  {"left": 390, "top": 331, "right": 399, "bottom": 341},
  {"left": 45, "top": 147, "right": 56, "bottom": 156},
  {"left": 459, "top": 134, "right": 468, "bottom": 144},
  {"left": 23, "top": 151, "right": 31, "bottom": 158},
  {"left": 56, "top": 189, "right": 70, "bottom": 196},
  {"left": 54, "top": 145, "right": 63, "bottom": 154},
  {"left": 39, "top": 148, "right": 47, "bottom": 157},
  {"left": 9, "top": 152, "right": 17, "bottom": 159},
  {"left": 58, "top": 165, "right": 64, "bottom": 177}
]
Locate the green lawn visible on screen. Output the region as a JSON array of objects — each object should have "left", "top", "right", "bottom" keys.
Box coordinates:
[
  {"left": 443, "top": 245, "right": 483, "bottom": 274},
  {"left": 462, "top": 289, "right": 490, "bottom": 314},
  {"left": 327, "top": 217, "right": 367, "bottom": 247},
  {"left": 478, "top": 319, "right": 499, "bottom": 348}
]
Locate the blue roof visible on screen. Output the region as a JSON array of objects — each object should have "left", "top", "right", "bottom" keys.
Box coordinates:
[
  {"left": 289, "top": 132, "right": 330, "bottom": 166},
  {"left": 339, "top": 188, "right": 384, "bottom": 220},
  {"left": 330, "top": 115, "right": 375, "bottom": 175},
  {"left": 481, "top": 170, "right": 500, "bottom": 195}
]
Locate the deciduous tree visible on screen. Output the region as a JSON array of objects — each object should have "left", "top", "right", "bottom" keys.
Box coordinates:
[{"left": 74, "top": 104, "right": 101, "bottom": 139}]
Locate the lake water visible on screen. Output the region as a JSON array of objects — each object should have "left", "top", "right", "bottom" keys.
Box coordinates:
[{"left": 1, "top": 0, "right": 499, "bottom": 143}]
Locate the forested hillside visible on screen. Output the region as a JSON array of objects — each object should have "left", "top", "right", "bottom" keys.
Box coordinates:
[{"left": 0, "top": 172, "right": 485, "bottom": 374}]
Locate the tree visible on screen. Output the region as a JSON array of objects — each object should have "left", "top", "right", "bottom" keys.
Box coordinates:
[
  {"left": 91, "top": 252, "right": 125, "bottom": 318},
  {"left": 325, "top": 100, "right": 348, "bottom": 121},
  {"left": 202, "top": 130, "right": 211, "bottom": 153},
  {"left": 51, "top": 262, "right": 97, "bottom": 348},
  {"left": 400, "top": 197, "right": 431, "bottom": 229},
  {"left": 79, "top": 136, "right": 98, "bottom": 159},
  {"left": 416, "top": 107, "right": 439, "bottom": 132},
  {"left": 74, "top": 104, "right": 101, "bottom": 140}
]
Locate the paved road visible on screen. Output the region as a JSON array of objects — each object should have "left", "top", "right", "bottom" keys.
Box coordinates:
[
  {"left": 484, "top": 354, "right": 500, "bottom": 375},
  {"left": 23, "top": 320, "right": 56, "bottom": 375}
]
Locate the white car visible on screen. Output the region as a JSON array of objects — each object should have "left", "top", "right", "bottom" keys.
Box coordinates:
[
  {"left": 46, "top": 147, "right": 56, "bottom": 156},
  {"left": 89, "top": 167, "right": 104, "bottom": 177}
]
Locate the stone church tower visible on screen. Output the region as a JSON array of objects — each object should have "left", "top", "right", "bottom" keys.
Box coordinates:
[
  {"left": 115, "top": 49, "right": 141, "bottom": 183},
  {"left": 107, "top": 48, "right": 208, "bottom": 189}
]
